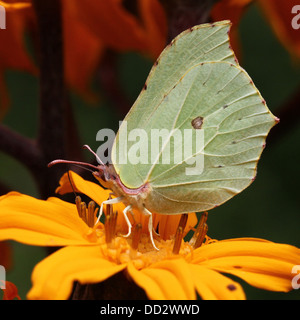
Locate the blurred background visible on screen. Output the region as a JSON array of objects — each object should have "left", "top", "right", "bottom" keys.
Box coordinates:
[{"left": 0, "top": 0, "right": 299, "bottom": 299}]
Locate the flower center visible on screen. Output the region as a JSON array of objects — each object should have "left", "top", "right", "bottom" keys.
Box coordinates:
[{"left": 75, "top": 197, "right": 211, "bottom": 269}]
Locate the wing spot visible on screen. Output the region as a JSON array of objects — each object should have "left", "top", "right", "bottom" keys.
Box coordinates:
[{"left": 191, "top": 116, "right": 204, "bottom": 129}]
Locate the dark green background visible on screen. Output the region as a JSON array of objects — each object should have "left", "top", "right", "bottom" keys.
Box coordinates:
[{"left": 1, "top": 3, "right": 300, "bottom": 300}]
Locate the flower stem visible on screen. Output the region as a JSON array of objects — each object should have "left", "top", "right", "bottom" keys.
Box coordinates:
[{"left": 32, "top": 0, "right": 66, "bottom": 198}]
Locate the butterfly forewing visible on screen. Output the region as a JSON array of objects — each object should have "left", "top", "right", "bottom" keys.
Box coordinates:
[{"left": 111, "top": 21, "right": 277, "bottom": 215}]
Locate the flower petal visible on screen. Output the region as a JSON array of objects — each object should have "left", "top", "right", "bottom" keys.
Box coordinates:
[
  {"left": 70, "top": 0, "right": 166, "bottom": 58},
  {"left": 137, "top": 0, "right": 167, "bottom": 58},
  {"left": 0, "top": 241, "right": 12, "bottom": 269},
  {"left": 57, "top": 171, "right": 131, "bottom": 231},
  {"left": 258, "top": 0, "right": 300, "bottom": 59},
  {"left": 27, "top": 246, "right": 126, "bottom": 300},
  {"left": 127, "top": 262, "right": 166, "bottom": 299},
  {"left": 192, "top": 238, "right": 300, "bottom": 292},
  {"left": 0, "top": 192, "right": 92, "bottom": 246},
  {"left": 63, "top": 1, "right": 103, "bottom": 101},
  {"left": 149, "top": 259, "right": 196, "bottom": 299},
  {"left": 2, "top": 281, "right": 21, "bottom": 300},
  {"left": 0, "top": 3, "right": 37, "bottom": 117},
  {"left": 0, "top": 1, "right": 31, "bottom": 10},
  {"left": 56, "top": 171, "right": 111, "bottom": 205},
  {"left": 189, "top": 264, "right": 245, "bottom": 300},
  {"left": 128, "top": 259, "right": 196, "bottom": 300}
]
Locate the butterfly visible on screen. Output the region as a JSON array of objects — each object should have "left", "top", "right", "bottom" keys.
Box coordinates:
[{"left": 49, "top": 21, "right": 278, "bottom": 250}]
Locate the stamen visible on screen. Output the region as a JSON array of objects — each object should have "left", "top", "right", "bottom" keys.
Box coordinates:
[
  {"left": 104, "top": 203, "right": 118, "bottom": 245},
  {"left": 172, "top": 214, "right": 188, "bottom": 254},
  {"left": 87, "top": 201, "right": 98, "bottom": 227},
  {"left": 75, "top": 196, "right": 82, "bottom": 217},
  {"left": 80, "top": 202, "right": 87, "bottom": 224},
  {"left": 178, "top": 213, "right": 188, "bottom": 229},
  {"left": 75, "top": 196, "right": 99, "bottom": 228},
  {"left": 173, "top": 226, "right": 184, "bottom": 254},
  {"left": 104, "top": 215, "right": 113, "bottom": 244},
  {"left": 189, "top": 212, "right": 208, "bottom": 248},
  {"left": 194, "top": 223, "right": 208, "bottom": 249},
  {"left": 131, "top": 223, "right": 142, "bottom": 251},
  {"left": 173, "top": 213, "right": 188, "bottom": 254}
]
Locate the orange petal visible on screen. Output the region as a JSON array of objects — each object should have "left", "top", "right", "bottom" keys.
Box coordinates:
[
  {"left": 0, "top": 241, "right": 12, "bottom": 270},
  {"left": 189, "top": 264, "right": 246, "bottom": 300},
  {"left": 211, "top": 0, "right": 252, "bottom": 60},
  {"left": 127, "top": 258, "right": 195, "bottom": 300},
  {"left": 0, "top": 192, "right": 93, "bottom": 246},
  {"left": 192, "top": 238, "right": 300, "bottom": 293},
  {"left": 56, "top": 171, "right": 112, "bottom": 204},
  {"left": 0, "top": 1, "right": 31, "bottom": 10},
  {"left": 149, "top": 259, "right": 196, "bottom": 299},
  {"left": 62, "top": 1, "right": 103, "bottom": 101},
  {"left": 70, "top": 0, "right": 166, "bottom": 58},
  {"left": 258, "top": 0, "right": 300, "bottom": 59},
  {"left": 127, "top": 262, "right": 165, "bottom": 299},
  {"left": 2, "top": 281, "right": 21, "bottom": 300},
  {"left": 137, "top": 0, "right": 167, "bottom": 58},
  {"left": 27, "top": 246, "right": 126, "bottom": 300},
  {"left": 0, "top": 2, "right": 37, "bottom": 117},
  {"left": 56, "top": 171, "right": 131, "bottom": 233}
]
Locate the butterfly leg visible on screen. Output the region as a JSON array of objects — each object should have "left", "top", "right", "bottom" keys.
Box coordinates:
[
  {"left": 122, "top": 205, "right": 133, "bottom": 238},
  {"left": 95, "top": 196, "right": 124, "bottom": 225},
  {"left": 143, "top": 208, "right": 159, "bottom": 251}
]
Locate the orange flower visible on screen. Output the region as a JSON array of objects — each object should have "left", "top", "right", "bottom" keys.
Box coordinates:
[
  {"left": 1, "top": 281, "right": 21, "bottom": 300},
  {"left": 0, "top": 241, "right": 12, "bottom": 270},
  {"left": 0, "top": 1, "right": 36, "bottom": 117},
  {"left": 0, "top": 171, "right": 299, "bottom": 300},
  {"left": 0, "top": 0, "right": 167, "bottom": 114},
  {"left": 258, "top": 0, "right": 300, "bottom": 60},
  {"left": 212, "top": 0, "right": 300, "bottom": 60}
]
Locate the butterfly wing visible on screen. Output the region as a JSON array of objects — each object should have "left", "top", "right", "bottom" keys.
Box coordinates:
[
  {"left": 143, "top": 61, "right": 277, "bottom": 214},
  {"left": 111, "top": 21, "right": 277, "bottom": 215},
  {"left": 112, "top": 20, "right": 238, "bottom": 188}
]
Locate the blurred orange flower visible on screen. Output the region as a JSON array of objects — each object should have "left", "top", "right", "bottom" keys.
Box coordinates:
[
  {"left": 1, "top": 281, "right": 21, "bottom": 300},
  {"left": 212, "top": 0, "right": 300, "bottom": 61},
  {"left": 0, "top": 1, "right": 36, "bottom": 117},
  {"left": 0, "top": 241, "right": 12, "bottom": 269},
  {"left": 0, "top": 0, "right": 167, "bottom": 115}
]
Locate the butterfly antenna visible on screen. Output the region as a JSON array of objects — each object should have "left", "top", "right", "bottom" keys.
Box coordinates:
[{"left": 82, "top": 145, "right": 105, "bottom": 165}]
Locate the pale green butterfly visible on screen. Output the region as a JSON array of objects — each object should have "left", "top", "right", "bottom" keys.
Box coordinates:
[{"left": 50, "top": 21, "right": 278, "bottom": 250}]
